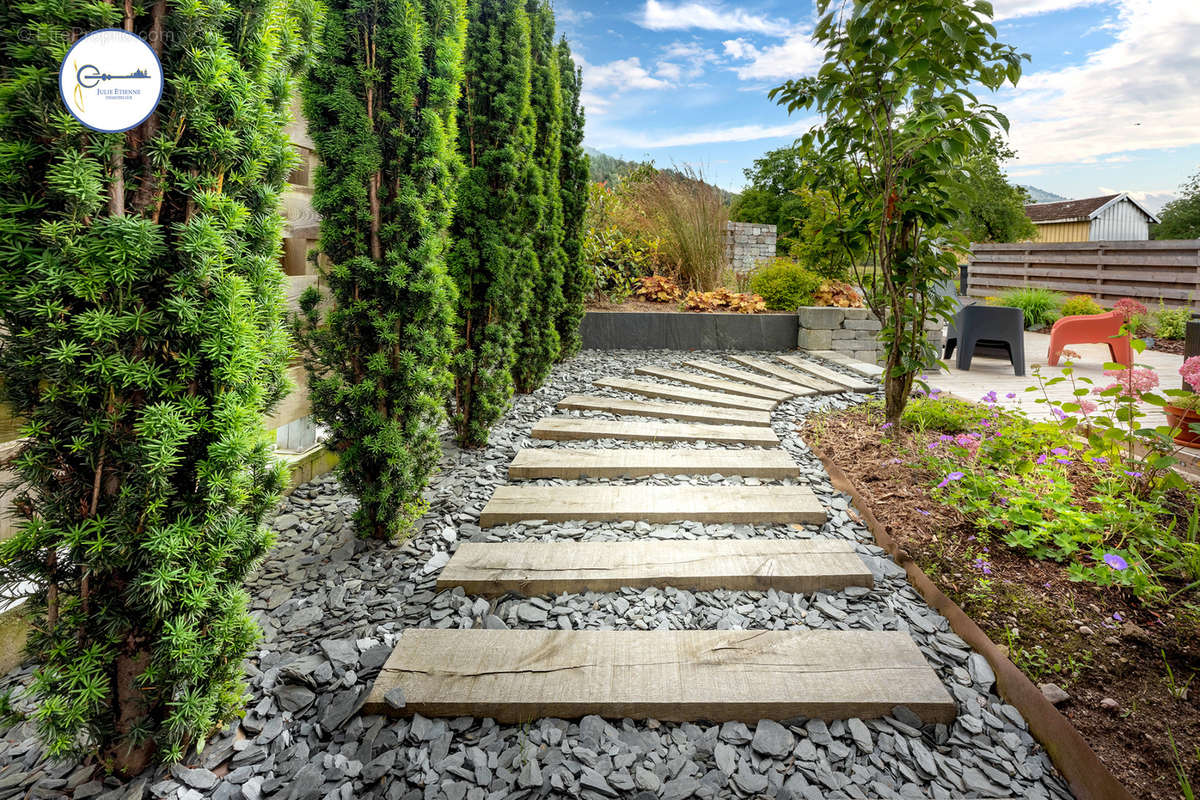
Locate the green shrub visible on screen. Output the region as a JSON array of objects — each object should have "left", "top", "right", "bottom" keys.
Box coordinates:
[
  {"left": 1060, "top": 294, "right": 1104, "bottom": 317},
  {"left": 900, "top": 396, "right": 994, "bottom": 433},
  {"left": 513, "top": 0, "right": 567, "bottom": 393},
  {"left": 296, "top": 0, "right": 465, "bottom": 539},
  {"left": 997, "top": 287, "right": 1065, "bottom": 328},
  {"left": 0, "top": 0, "right": 303, "bottom": 772},
  {"left": 449, "top": 0, "right": 538, "bottom": 448},
  {"left": 749, "top": 259, "right": 824, "bottom": 310},
  {"left": 556, "top": 39, "right": 590, "bottom": 359},
  {"left": 1153, "top": 302, "right": 1192, "bottom": 340}
]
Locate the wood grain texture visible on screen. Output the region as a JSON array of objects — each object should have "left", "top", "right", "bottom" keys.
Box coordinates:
[
  {"left": 530, "top": 417, "right": 779, "bottom": 446},
  {"left": 478, "top": 484, "right": 826, "bottom": 527},
  {"left": 680, "top": 361, "right": 811, "bottom": 397},
  {"left": 508, "top": 448, "right": 800, "bottom": 479},
  {"left": 363, "top": 629, "right": 957, "bottom": 724},
  {"left": 774, "top": 355, "right": 878, "bottom": 393},
  {"left": 437, "top": 539, "right": 873, "bottom": 595},
  {"left": 634, "top": 367, "right": 791, "bottom": 402},
  {"left": 594, "top": 378, "right": 776, "bottom": 411},
  {"left": 557, "top": 395, "right": 771, "bottom": 426},
  {"left": 726, "top": 356, "right": 844, "bottom": 394}
]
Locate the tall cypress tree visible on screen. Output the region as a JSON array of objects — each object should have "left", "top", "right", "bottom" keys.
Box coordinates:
[
  {"left": 448, "top": 0, "right": 535, "bottom": 446},
  {"left": 295, "top": 0, "right": 466, "bottom": 539},
  {"left": 556, "top": 36, "right": 589, "bottom": 359},
  {"left": 511, "top": 0, "right": 564, "bottom": 392},
  {"left": 0, "top": 0, "right": 303, "bottom": 772}
]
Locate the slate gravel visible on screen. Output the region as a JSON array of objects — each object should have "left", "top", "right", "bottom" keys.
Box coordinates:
[{"left": 0, "top": 349, "right": 1074, "bottom": 800}]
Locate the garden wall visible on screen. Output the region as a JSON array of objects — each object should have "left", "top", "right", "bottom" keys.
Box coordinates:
[
  {"left": 581, "top": 311, "right": 798, "bottom": 351},
  {"left": 724, "top": 221, "right": 776, "bottom": 273},
  {"left": 967, "top": 240, "right": 1200, "bottom": 309},
  {"left": 797, "top": 307, "right": 943, "bottom": 363}
]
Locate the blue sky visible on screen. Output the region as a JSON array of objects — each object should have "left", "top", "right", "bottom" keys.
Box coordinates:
[{"left": 556, "top": 0, "right": 1200, "bottom": 212}]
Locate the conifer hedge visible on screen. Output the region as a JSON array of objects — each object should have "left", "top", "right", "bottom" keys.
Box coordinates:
[
  {"left": 556, "top": 37, "right": 589, "bottom": 359},
  {"left": 296, "top": 0, "right": 466, "bottom": 538},
  {"left": 511, "top": 0, "right": 565, "bottom": 393},
  {"left": 0, "top": 0, "right": 303, "bottom": 772},
  {"left": 448, "top": 0, "right": 537, "bottom": 447}
]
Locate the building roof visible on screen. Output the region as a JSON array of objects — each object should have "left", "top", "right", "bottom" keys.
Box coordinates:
[{"left": 1024, "top": 193, "right": 1160, "bottom": 225}]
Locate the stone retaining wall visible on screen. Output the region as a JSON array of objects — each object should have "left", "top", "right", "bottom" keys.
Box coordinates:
[
  {"left": 724, "top": 221, "right": 776, "bottom": 273},
  {"left": 797, "top": 307, "right": 943, "bottom": 363}
]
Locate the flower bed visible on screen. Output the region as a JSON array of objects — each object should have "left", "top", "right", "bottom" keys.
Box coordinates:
[{"left": 804, "top": 396, "right": 1200, "bottom": 798}]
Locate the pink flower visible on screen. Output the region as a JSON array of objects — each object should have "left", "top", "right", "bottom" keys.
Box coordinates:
[
  {"left": 1181, "top": 356, "right": 1200, "bottom": 393},
  {"left": 1113, "top": 298, "right": 1147, "bottom": 320},
  {"left": 1097, "top": 366, "right": 1159, "bottom": 400}
]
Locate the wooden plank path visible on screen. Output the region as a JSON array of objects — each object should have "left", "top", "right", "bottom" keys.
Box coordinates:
[
  {"left": 437, "top": 539, "right": 874, "bottom": 595},
  {"left": 634, "top": 366, "right": 791, "bottom": 402},
  {"left": 478, "top": 484, "right": 826, "bottom": 527},
  {"left": 680, "top": 361, "right": 814, "bottom": 397},
  {"left": 363, "top": 629, "right": 958, "bottom": 724},
  {"left": 531, "top": 417, "right": 779, "bottom": 446},
  {"left": 726, "top": 355, "right": 844, "bottom": 394},
  {"left": 778, "top": 354, "right": 878, "bottom": 393},
  {"left": 557, "top": 394, "right": 770, "bottom": 427},
  {"left": 594, "top": 377, "right": 776, "bottom": 411},
  {"left": 807, "top": 350, "right": 885, "bottom": 379},
  {"left": 508, "top": 448, "right": 801, "bottom": 479}
]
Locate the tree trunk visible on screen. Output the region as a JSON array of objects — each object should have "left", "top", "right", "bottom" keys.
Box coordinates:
[{"left": 106, "top": 647, "right": 156, "bottom": 777}]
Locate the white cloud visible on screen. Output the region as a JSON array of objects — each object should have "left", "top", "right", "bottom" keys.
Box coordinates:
[
  {"left": 991, "top": 0, "right": 1111, "bottom": 20},
  {"left": 637, "top": 0, "right": 788, "bottom": 36},
  {"left": 1003, "top": 0, "right": 1200, "bottom": 167},
  {"left": 722, "top": 31, "right": 824, "bottom": 80},
  {"left": 581, "top": 57, "right": 671, "bottom": 91},
  {"left": 655, "top": 41, "right": 720, "bottom": 82},
  {"left": 1098, "top": 186, "right": 1177, "bottom": 213},
  {"left": 591, "top": 119, "right": 816, "bottom": 150}
]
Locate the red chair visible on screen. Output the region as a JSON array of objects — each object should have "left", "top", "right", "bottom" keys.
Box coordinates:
[{"left": 1047, "top": 309, "right": 1133, "bottom": 367}]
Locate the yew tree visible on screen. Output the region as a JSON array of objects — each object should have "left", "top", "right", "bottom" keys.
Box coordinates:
[
  {"left": 771, "top": 0, "right": 1027, "bottom": 424},
  {"left": 448, "top": 0, "right": 536, "bottom": 446},
  {"left": 0, "top": 0, "right": 305, "bottom": 772},
  {"left": 556, "top": 36, "right": 590, "bottom": 360},
  {"left": 296, "top": 0, "right": 466, "bottom": 539}
]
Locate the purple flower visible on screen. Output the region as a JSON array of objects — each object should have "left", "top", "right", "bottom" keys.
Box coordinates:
[
  {"left": 1113, "top": 612, "right": 1124, "bottom": 622},
  {"left": 881, "top": 422, "right": 893, "bottom": 430},
  {"left": 1123, "top": 470, "right": 1143, "bottom": 478},
  {"left": 1006, "top": 392, "right": 1017, "bottom": 399},
  {"left": 972, "top": 557, "right": 992, "bottom": 576},
  {"left": 1103, "top": 553, "right": 1129, "bottom": 571},
  {"left": 1051, "top": 447, "right": 1069, "bottom": 456},
  {"left": 1036, "top": 454, "right": 1048, "bottom": 465},
  {"left": 1093, "top": 456, "right": 1108, "bottom": 465},
  {"left": 981, "top": 391, "right": 998, "bottom": 404},
  {"left": 937, "top": 471, "right": 965, "bottom": 489},
  {"left": 1051, "top": 407, "right": 1067, "bottom": 420},
  {"left": 916, "top": 508, "right": 930, "bottom": 516},
  {"left": 966, "top": 535, "right": 977, "bottom": 542},
  {"left": 1055, "top": 458, "right": 1072, "bottom": 465}
]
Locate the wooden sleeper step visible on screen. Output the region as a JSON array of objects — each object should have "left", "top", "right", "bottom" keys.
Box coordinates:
[
  {"left": 478, "top": 484, "right": 826, "bottom": 527},
  {"left": 530, "top": 417, "right": 779, "bottom": 446},
  {"left": 594, "top": 377, "right": 776, "bottom": 411},
  {"left": 363, "top": 629, "right": 958, "bottom": 724},
  {"left": 634, "top": 367, "right": 790, "bottom": 403},
  {"left": 507, "top": 448, "right": 800, "bottom": 479},
  {"left": 436, "top": 539, "right": 874, "bottom": 595},
  {"left": 557, "top": 394, "right": 771, "bottom": 427}
]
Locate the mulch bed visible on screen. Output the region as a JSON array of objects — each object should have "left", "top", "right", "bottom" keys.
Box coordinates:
[
  {"left": 802, "top": 406, "right": 1200, "bottom": 800},
  {"left": 585, "top": 299, "right": 793, "bottom": 314}
]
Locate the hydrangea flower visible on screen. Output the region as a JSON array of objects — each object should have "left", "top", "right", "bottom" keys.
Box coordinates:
[
  {"left": 1094, "top": 366, "right": 1159, "bottom": 400},
  {"left": 1181, "top": 356, "right": 1200, "bottom": 393}
]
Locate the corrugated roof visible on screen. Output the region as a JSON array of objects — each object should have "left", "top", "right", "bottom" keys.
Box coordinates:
[{"left": 1024, "top": 194, "right": 1120, "bottom": 224}]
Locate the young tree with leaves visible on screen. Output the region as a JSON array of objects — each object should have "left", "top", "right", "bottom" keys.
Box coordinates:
[
  {"left": 448, "top": 0, "right": 536, "bottom": 446},
  {"left": 295, "top": 0, "right": 466, "bottom": 539},
  {"left": 0, "top": 0, "right": 305, "bottom": 773},
  {"left": 771, "top": 0, "right": 1027, "bottom": 425},
  {"left": 1153, "top": 166, "right": 1200, "bottom": 239},
  {"left": 512, "top": 0, "right": 565, "bottom": 392},
  {"left": 948, "top": 139, "right": 1037, "bottom": 244},
  {"left": 556, "top": 37, "right": 590, "bottom": 359}
]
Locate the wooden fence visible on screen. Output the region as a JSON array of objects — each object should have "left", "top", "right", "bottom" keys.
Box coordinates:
[{"left": 966, "top": 241, "right": 1200, "bottom": 309}]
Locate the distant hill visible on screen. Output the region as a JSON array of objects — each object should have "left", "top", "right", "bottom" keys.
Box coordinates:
[
  {"left": 585, "top": 147, "right": 735, "bottom": 204},
  {"left": 1019, "top": 185, "right": 1069, "bottom": 204}
]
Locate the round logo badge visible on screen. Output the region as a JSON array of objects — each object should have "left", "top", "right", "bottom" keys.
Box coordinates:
[{"left": 59, "top": 28, "right": 163, "bottom": 133}]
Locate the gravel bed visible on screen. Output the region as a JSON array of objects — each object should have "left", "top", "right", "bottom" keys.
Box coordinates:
[{"left": 0, "top": 350, "right": 1072, "bottom": 800}]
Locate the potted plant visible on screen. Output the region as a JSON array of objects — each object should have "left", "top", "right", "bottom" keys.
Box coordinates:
[{"left": 1164, "top": 356, "right": 1200, "bottom": 447}]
